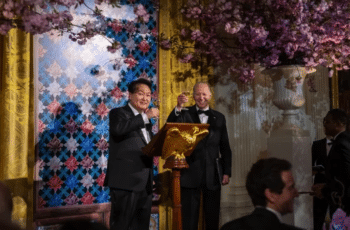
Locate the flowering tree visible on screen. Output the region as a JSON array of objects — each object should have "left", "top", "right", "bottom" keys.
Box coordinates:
[
  {"left": 160, "top": 0, "right": 350, "bottom": 83},
  {"left": 0, "top": 0, "right": 152, "bottom": 53}
]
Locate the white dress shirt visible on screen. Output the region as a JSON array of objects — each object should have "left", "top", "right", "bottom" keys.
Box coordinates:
[
  {"left": 326, "top": 138, "right": 333, "bottom": 156},
  {"left": 196, "top": 106, "right": 209, "bottom": 124},
  {"left": 128, "top": 103, "right": 151, "bottom": 143}
]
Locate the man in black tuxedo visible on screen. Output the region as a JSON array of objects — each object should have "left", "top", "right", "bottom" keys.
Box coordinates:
[
  {"left": 167, "top": 82, "right": 232, "bottom": 230},
  {"left": 312, "top": 109, "right": 350, "bottom": 216},
  {"left": 312, "top": 133, "right": 332, "bottom": 230},
  {"left": 221, "top": 158, "right": 303, "bottom": 230},
  {"left": 104, "top": 78, "right": 159, "bottom": 230}
]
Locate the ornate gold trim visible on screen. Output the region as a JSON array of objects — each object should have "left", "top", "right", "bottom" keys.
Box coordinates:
[{"left": 331, "top": 66, "right": 339, "bottom": 109}]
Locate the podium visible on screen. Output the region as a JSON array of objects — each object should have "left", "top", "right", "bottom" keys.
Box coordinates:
[{"left": 143, "top": 122, "right": 209, "bottom": 230}]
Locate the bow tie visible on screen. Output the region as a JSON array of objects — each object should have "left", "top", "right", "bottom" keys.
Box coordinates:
[
  {"left": 328, "top": 139, "right": 334, "bottom": 146},
  {"left": 197, "top": 110, "right": 210, "bottom": 116}
]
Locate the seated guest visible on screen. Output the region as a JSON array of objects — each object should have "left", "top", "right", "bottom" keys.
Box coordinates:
[{"left": 221, "top": 158, "right": 303, "bottom": 230}]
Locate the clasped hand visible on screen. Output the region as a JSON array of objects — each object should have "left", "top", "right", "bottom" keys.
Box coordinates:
[
  {"left": 311, "top": 183, "right": 325, "bottom": 199},
  {"left": 146, "top": 108, "right": 159, "bottom": 119},
  {"left": 177, "top": 92, "right": 189, "bottom": 109}
]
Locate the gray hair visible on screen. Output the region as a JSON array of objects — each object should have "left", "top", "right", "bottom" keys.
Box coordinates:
[{"left": 192, "top": 82, "right": 212, "bottom": 95}]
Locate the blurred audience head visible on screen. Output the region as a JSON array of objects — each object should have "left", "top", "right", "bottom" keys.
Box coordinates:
[
  {"left": 324, "top": 109, "right": 348, "bottom": 137},
  {"left": 246, "top": 157, "right": 298, "bottom": 215}
]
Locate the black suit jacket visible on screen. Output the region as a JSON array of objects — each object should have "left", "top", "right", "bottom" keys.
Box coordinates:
[
  {"left": 104, "top": 105, "right": 153, "bottom": 192},
  {"left": 167, "top": 105, "right": 232, "bottom": 190},
  {"left": 220, "top": 208, "right": 304, "bottom": 230},
  {"left": 323, "top": 131, "right": 350, "bottom": 213},
  {"left": 312, "top": 138, "right": 328, "bottom": 184}
]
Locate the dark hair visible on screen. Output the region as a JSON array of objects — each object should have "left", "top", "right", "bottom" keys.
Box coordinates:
[
  {"left": 325, "top": 109, "right": 349, "bottom": 126},
  {"left": 128, "top": 78, "right": 152, "bottom": 94},
  {"left": 246, "top": 158, "right": 292, "bottom": 207}
]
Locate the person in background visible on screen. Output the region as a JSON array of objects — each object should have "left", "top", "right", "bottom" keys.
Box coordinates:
[
  {"left": 312, "top": 109, "right": 350, "bottom": 217},
  {"left": 312, "top": 124, "right": 332, "bottom": 230},
  {"left": 104, "top": 78, "right": 159, "bottom": 230},
  {"left": 167, "top": 82, "right": 232, "bottom": 230},
  {"left": 221, "top": 158, "right": 303, "bottom": 230}
]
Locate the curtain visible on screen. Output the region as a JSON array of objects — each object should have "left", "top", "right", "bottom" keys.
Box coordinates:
[
  {"left": 158, "top": 0, "right": 209, "bottom": 229},
  {"left": 0, "top": 28, "right": 34, "bottom": 229}
]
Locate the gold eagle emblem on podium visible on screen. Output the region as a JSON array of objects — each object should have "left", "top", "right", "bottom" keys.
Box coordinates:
[{"left": 162, "top": 126, "right": 209, "bottom": 160}]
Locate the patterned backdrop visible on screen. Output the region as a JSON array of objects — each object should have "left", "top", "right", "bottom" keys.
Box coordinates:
[{"left": 35, "top": 0, "right": 158, "bottom": 223}]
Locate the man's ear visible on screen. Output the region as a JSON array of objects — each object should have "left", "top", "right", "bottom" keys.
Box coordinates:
[{"left": 265, "top": 188, "right": 277, "bottom": 204}]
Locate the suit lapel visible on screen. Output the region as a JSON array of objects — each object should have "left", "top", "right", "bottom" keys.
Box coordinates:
[
  {"left": 206, "top": 109, "right": 216, "bottom": 140},
  {"left": 189, "top": 106, "right": 201, "bottom": 124},
  {"left": 124, "top": 105, "right": 148, "bottom": 145},
  {"left": 146, "top": 123, "right": 154, "bottom": 139},
  {"left": 318, "top": 138, "right": 328, "bottom": 163},
  {"left": 328, "top": 133, "right": 343, "bottom": 159},
  {"left": 139, "top": 127, "right": 148, "bottom": 145}
]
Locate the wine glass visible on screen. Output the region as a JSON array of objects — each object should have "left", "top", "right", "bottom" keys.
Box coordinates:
[
  {"left": 152, "top": 98, "right": 160, "bottom": 108},
  {"left": 151, "top": 98, "right": 160, "bottom": 123},
  {"left": 181, "top": 90, "right": 191, "bottom": 110}
]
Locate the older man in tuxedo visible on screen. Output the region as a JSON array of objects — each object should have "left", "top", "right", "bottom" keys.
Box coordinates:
[
  {"left": 104, "top": 78, "right": 159, "bottom": 230},
  {"left": 167, "top": 82, "right": 232, "bottom": 230},
  {"left": 312, "top": 109, "right": 350, "bottom": 217},
  {"left": 221, "top": 158, "right": 303, "bottom": 230}
]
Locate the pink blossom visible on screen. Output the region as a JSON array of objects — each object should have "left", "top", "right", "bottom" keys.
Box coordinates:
[
  {"left": 108, "top": 20, "right": 123, "bottom": 33},
  {"left": 225, "top": 22, "right": 244, "bottom": 34},
  {"left": 160, "top": 39, "right": 171, "bottom": 49},
  {"left": 0, "top": 23, "right": 13, "bottom": 35},
  {"left": 135, "top": 4, "right": 150, "bottom": 23},
  {"left": 191, "top": 30, "right": 203, "bottom": 41},
  {"left": 179, "top": 53, "right": 195, "bottom": 63},
  {"left": 180, "top": 28, "right": 188, "bottom": 37},
  {"left": 329, "top": 69, "right": 334, "bottom": 77}
]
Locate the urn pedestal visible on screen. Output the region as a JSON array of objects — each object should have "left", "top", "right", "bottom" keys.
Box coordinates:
[{"left": 265, "top": 66, "right": 313, "bottom": 230}]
